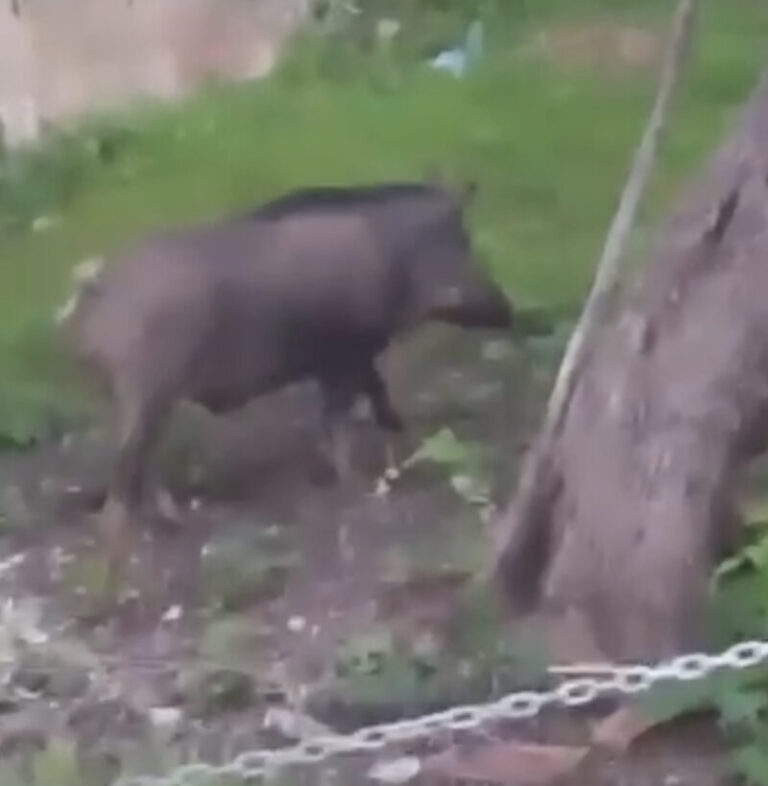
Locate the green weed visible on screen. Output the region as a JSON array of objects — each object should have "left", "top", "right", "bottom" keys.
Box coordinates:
[{"left": 639, "top": 510, "right": 768, "bottom": 785}]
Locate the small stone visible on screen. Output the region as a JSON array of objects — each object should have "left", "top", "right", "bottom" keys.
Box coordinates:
[
  {"left": 161, "top": 605, "right": 183, "bottom": 623},
  {"left": 287, "top": 616, "right": 306, "bottom": 633}
]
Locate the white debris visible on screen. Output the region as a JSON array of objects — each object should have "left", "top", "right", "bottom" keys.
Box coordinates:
[
  {"left": 54, "top": 257, "right": 104, "bottom": 326},
  {"left": 149, "top": 706, "right": 182, "bottom": 731},
  {"left": 429, "top": 21, "right": 484, "bottom": 78},
  {"left": 0, "top": 597, "right": 48, "bottom": 651},
  {"left": 155, "top": 489, "right": 180, "bottom": 521},
  {"left": 0, "top": 553, "right": 25, "bottom": 577},
  {"left": 368, "top": 757, "right": 422, "bottom": 784},
  {"left": 377, "top": 18, "right": 400, "bottom": 42},
  {"left": 72, "top": 257, "right": 104, "bottom": 285},
  {"left": 161, "top": 605, "right": 183, "bottom": 623},
  {"left": 287, "top": 616, "right": 306, "bottom": 633}
]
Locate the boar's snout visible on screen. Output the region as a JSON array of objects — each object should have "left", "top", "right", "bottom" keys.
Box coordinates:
[{"left": 429, "top": 281, "right": 512, "bottom": 329}]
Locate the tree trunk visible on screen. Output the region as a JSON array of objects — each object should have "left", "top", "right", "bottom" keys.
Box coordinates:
[{"left": 494, "top": 69, "right": 768, "bottom": 661}]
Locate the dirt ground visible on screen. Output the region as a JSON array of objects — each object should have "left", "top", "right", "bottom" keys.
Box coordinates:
[{"left": 0, "top": 325, "right": 742, "bottom": 785}]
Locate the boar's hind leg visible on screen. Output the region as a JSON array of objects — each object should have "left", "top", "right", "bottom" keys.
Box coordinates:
[{"left": 105, "top": 383, "right": 172, "bottom": 527}]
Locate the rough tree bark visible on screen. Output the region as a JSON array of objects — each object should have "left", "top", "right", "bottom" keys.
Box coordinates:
[{"left": 494, "top": 68, "right": 768, "bottom": 661}]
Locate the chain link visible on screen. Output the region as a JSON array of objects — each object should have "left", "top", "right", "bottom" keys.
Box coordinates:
[{"left": 114, "top": 639, "right": 768, "bottom": 786}]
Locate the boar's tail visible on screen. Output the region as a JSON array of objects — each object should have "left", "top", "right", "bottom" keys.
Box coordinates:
[{"left": 54, "top": 257, "right": 105, "bottom": 328}]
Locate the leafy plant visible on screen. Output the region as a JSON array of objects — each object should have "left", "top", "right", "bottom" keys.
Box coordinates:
[
  {"left": 710, "top": 532, "right": 768, "bottom": 784},
  {"left": 377, "top": 427, "right": 495, "bottom": 519},
  {"left": 640, "top": 512, "right": 768, "bottom": 785},
  {"left": 0, "top": 121, "right": 133, "bottom": 234}
]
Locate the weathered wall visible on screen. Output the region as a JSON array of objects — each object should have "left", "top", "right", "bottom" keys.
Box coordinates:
[{"left": 0, "top": 0, "right": 308, "bottom": 147}]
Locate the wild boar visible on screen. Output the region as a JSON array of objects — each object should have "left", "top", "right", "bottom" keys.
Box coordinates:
[{"left": 57, "top": 180, "right": 512, "bottom": 533}]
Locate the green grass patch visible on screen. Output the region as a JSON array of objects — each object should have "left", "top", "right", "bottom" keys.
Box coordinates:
[{"left": 0, "top": 0, "right": 765, "bottom": 442}]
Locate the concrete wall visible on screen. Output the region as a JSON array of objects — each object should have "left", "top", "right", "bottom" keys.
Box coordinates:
[{"left": 0, "top": 0, "right": 308, "bottom": 147}]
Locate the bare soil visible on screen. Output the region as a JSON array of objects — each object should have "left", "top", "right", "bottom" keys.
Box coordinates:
[{"left": 0, "top": 325, "right": 741, "bottom": 784}]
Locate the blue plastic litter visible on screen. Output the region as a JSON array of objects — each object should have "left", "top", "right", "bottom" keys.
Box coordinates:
[{"left": 429, "top": 20, "right": 484, "bottom": 77}]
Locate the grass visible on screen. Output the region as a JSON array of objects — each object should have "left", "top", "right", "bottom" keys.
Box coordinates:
[{"left": 0, "top": 0, "right": 765, "bottom": 441}]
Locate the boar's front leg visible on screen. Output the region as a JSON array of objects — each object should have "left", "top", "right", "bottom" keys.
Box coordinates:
[
  {"left": 359, "top": 361, "right": 405, "bottom": 478},
  {"left": 358, "top": 361, "right": 403, "bottom": 433},
  {"left": 319, "top": 360, "right": 403, "bottom": 482}
]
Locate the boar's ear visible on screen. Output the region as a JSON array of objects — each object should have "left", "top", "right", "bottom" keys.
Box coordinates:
[
  {"left": 423, "top": 166, "right": 450, "bottom": 188},
  {"left": 460, "top": 180, "right": 478, "bottom": 204}
]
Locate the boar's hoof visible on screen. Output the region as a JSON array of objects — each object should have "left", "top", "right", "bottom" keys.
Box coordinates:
[
  {"left": 154, "top": 489, "right": 184, "bottom": 527},
  {"left": 98, "top": 498, "right": 132, "bottom": 540},
  {"left": 97, "top": 499, "right": 139, "bottom": 576},
  {"left": 329, "top": 456, "right": 356, "bottom": 487},
  {"left": 325, "top": 438, "right": 359, "bottom": 487}
]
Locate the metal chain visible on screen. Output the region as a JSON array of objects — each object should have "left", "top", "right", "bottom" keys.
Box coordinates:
[{"left": 113, "top": 639, "right": 768, "bottom": 786}]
